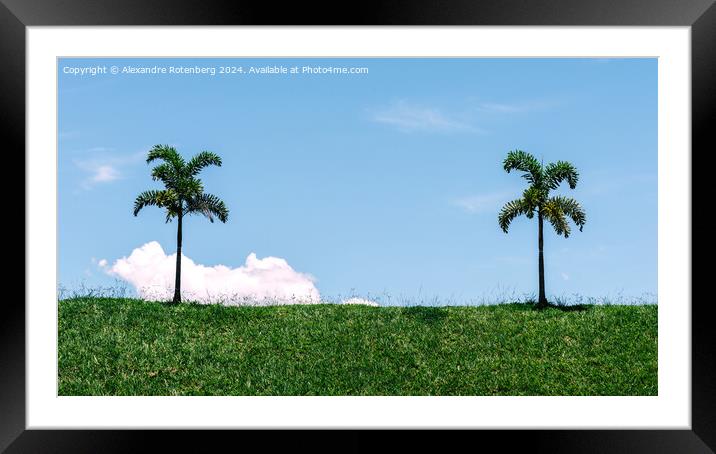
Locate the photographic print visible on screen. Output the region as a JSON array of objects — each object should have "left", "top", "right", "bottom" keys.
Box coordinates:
[{"left": 57, "top": 57, "right": 657, "bottom": 397}]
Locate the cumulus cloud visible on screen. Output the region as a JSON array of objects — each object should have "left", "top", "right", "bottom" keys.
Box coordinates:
[{"left": 106, "top": 241, "right": 320, "bottom": 304}]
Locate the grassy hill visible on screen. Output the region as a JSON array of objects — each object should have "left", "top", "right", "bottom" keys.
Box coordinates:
[{"left": 58, "top": 298, "right": 657, "bottom": 396}]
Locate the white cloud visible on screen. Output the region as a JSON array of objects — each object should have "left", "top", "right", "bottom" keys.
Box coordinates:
[
  {"left": 98, "top": 259, "right": 108, "bottom": 267},
  {"left": 476, "top": 99, "right": 558, "bottom": 114},
  {"left": 478, "top": 102, "right": 530, "bottom": 114},
  {"left": 583, "top": 171, "right": 656, "bottom": 196},
  {"left": 59, "top": 130, "right": 80, "bottom": 140},
  {"left": 86, "top": 146, "right": 114, "bottom": 153},
  {"left": 371, "top": 101, "right": 478, "bottom": 133},
  {"left": 561, "top": 272, "right": 570, "bottom": 281},
  {"left": 74, "top": 148, "right": 145, "bottom": 189},
  {"left": 452, "top": 192, "right": 511, "bottom": 214},
  {"left": 90, "top": 165, "right": 120, "bottom": 183},
  {"left": 342, "top": 297, "right": 379, "bottom": 307},
  {"left": 106, "top": 241, "right": 320, "bottom": 304}
]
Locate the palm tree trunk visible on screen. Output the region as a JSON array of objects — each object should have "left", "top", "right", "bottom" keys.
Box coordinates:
[
  {"left": 172, "top": 211, "right": 183, "bottom": 304},
  {"left": 537, "top": 210, "right": 548, "bottom": 308}
]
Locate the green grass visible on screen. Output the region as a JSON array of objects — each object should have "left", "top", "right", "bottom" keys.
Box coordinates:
[{"left": 58, "top": 297, "right": 657, "bottom": 396}]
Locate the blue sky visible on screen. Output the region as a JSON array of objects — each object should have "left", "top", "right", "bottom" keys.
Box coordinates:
[{"left": 58, "top": 57, "right": 657, "bottom": 304}]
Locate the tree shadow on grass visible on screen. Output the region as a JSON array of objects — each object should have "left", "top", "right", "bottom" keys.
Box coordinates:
[
  {"left": 402, "top": 306, "right": 449, "bottom": 324},
  {"left": 549, "top": 303, "right": 591, "bottom": 312},
  {"left": 500, "top": 301, "right": 592, "bottom": 313},
  {"left": 533, "top": 301, "right": 592, "bottom": 312}
]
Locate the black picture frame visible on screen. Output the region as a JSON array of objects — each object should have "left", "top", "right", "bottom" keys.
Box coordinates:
[{"left": 6, "top": 0, "right": 712, "bottom": 452}]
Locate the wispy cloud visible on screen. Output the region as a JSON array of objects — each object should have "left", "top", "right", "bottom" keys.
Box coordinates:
[
  {"left": 59, "top": 130, "right": 80, "bottom": 140},
  {"left": 582, "top": 172, "right": 656, "bottom": 196},
  {"left": 87, "top": 164, "right": 120, "bottom": 183},
  {"left": 476, "top": 99, "right": 558, "bottom": 114},
  {"left": 451, "top": 192, "right": 512, "bottom": 214},
  {"left": 74, "top": 148, "right": 145, "bottom": 189},
  {"left": 371, "top": 100, "right": 479, "bottom": 133}
]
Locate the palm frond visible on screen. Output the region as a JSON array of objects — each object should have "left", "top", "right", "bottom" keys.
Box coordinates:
[
  {"left": 185, "top": 192, "right": 229, "bottom": 223},
  {"left": 498, "top": 198, "right": 532, "bottom": 233},
  {"left": 549, "top": 196, "right": 586, "bottom": 231},
  {"left": 543, "top": 204, "right": 571, "bottom": 237},
  {"left": 186, "top": 151, "right": 222, "bottom": 177},
  {"left": 522, "top": 187, "right": 547, "bottom": 215},
  {"left": 150, "top": 162, "right": 178, "bottom": 187},
  {"left": 155, "top": 189, "right": 180, "bottom": 210},
  {"left": 146, "top": 145, "right": 186, "bottom": 172},
  {"left": 133, "top": 190, "right": 165, "bottom": 216},
  {"left": 543, "top": 196, "right": 586, "bottom": 237},
  {"left": 545, "top": 161, "right": 579, "bottom": 190},
  {"left": 503, "top": 150, "right": 543, "bottom": 185},
  {"left": 165, "top": 210, "right": 179, "bottom": 223},
  {"left": 173, "top": 177, "right": 204, "bottom": 200}
]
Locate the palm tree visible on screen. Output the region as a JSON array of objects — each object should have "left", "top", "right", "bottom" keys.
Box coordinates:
[
  {"left": 133, "top": 145, "right": 229, "bottom": 304},
  {"left": 498, "top": 150, "right": 586, "bottom": 309}
]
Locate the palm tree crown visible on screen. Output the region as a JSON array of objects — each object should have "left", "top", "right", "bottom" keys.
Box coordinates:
[
  {"left": 133, "top": 145, "right": 229, "bottom": 224},
  {"left": 498, "top": 150, "right": 585, "bottom": 237}
]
